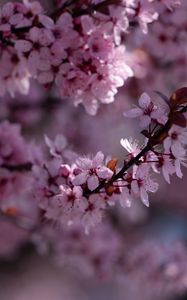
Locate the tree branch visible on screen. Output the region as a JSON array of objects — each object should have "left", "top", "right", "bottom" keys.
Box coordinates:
[{"left": 1, "top": 162, "right": 32, "bottom": 172}]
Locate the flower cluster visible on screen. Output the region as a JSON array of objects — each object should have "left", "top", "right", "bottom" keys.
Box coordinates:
[
  {"left": 124, "top": 0, "right": 187, "bottom": 105},
  {"left": 0, "top": 121, "right": 38, "bottom": 219},
  {"left": 0, "top": 83, "right": 186, "bottom": 299},
  {"left": 32, "top": 89, "right": 187, "bottom": 233},
  {"left": 34, "top": 138, "right": 114, "bottom": 233},
  {"left": 0, "top": 0, "right": 181, "bottom": 114}
]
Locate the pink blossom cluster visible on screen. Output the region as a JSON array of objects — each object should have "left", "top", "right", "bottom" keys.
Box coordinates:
[
  {"left": 0, "top": 87, "right": 186, "bottom": 298},
  {"left": 32, "top": 91, "right": 187, "bottom": 233},
  {"left": 0, "top": 0, "right": 181, "bottom": 114},
  {"left": 0, "top": 91, "right": 186, "bottom": 238},
  {"left": 124, "top": 0, "right": 187, "bottom": 102},
  {"left": 124, "top": 92, "right": 187, "bottom": 183},
  {"left": 33, "top": 138, "right": 114, "bottom": 233},
  {"left": 0, "top": 121, "right": 39, "bottom": 219}
]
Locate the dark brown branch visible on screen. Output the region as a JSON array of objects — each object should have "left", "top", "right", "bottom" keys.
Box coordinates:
[
  {"left": 7, "top": 97, "right": 62, "bottom": 112},
  {"left": 1, "top": 162, "right": 32, "bottom": 172},
  {"left": 85, "top": 142, "right": 152, "bottom": 197}
]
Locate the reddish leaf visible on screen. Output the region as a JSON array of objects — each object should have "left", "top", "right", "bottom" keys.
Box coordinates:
[
  {"left": 107, "top": 158, "right": 118, "bottom": 172},
  {"left": 105, "top": 185, "right": 115, "bottom": 196},
  {"left": 170, "top": 87, "right": 187, "bottom": 107},
  {"left": 170, "top": 112, "right": 187, "bottom": 127}
]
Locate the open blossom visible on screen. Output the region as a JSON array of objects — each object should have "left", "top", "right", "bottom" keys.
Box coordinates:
[
  {"left": 45, "top": 134, "right": 67, "bottom": 158},
  {"left": 151, "top": 152, "right": 175, "bottom": 184},
  {"left": 172, "top": 145, "right": 187, "bottom": 179},
  {"left": 108, "top": 5, "right": 129, "bottom": 45},
  {"left": 33, "top": 157, "right": 64, "bottom": 207},
  {"left": 120, "top": 138, "right": 140, "bottom": 159},
  {"left": 119, "top": 185, "right": 134, "bottom": 208},
  {"left": 0, "top": 2, "right": 14, "bottom": 32},
  {"left": 0, "top": 48, "right": 30, "bottom": 97},
  {"left": 124, "top": 92, "right": 168, "bottom": 127},
  {"left": 45, "top": 186, "right": 87, "bottom": 225},
  {"left": 136, "top": 4, "right": 158, "bottom": 34},
  {"left": 15, "top": 27, "right": 54, "bottom": 76},
  {"left": 72, "top": 152, "right": 113, "bottom": 191},
  {"left": 82, "top": 194, "right": 106, "bottom": 234},
  {"left": 131, "top": 164, "right": 158, "bottom": 207},
  {"left": 164, "top": 125, "right": 187, "bottom": 156}
]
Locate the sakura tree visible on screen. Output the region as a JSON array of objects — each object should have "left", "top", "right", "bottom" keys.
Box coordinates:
[{"left": 0, "top": 0, "right": 187, "bottom": 299}]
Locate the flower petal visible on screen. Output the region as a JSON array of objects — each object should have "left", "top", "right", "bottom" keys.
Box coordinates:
[
  {"left": 72, "top": 172, "right": 88, "bottom": 186},
  {"left": 123, "top": 108, "right": 142, "bottom": 118},
  {"left": 140, "top": 188, "right": 149, "bottom": 207},
  {"left": 87, "top": 175, "right": 99, "bottom": 191},
  {"left": 139, "top": 93, "right": 151, "bottom": 108},
  {"left": 96, "top": 166, "right": 113, "bottom": 179}
]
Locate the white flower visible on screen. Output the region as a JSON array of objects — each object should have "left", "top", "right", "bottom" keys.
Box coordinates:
[{"left": 120, "top": 138, "right": 140, "bottom": 157}]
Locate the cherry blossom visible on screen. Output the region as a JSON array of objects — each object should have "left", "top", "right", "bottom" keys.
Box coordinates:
[
  {"left": 124, "top": 92, "right": 168, "bottom": 127},
  {"left": 82, "top": 194, "right": 106, "bottom": 234},
  {"left": 151, "top": 152, "right": 175, "bottom": 184},
  {"left": 72, "top": 152, "right": 113, "bottom": 191},
  {"left": 131, "top": 164, "right": 159, "bottom": 207},
  {"left": 172, "top": 145, "right": 187, "bottom": 179},
  {"left": 45, "top": 185, "right": 87, "bottom": 226},
  {"left": 163, "top": 125, "right": 187, "bottom": 156}
]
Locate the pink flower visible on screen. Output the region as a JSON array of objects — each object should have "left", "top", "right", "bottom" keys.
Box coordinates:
[
  {"left": 124, "top": 92, "right": 168, "bottom": 127},
  {"left": 87, "top": 31, "right": 114, "bottom": 61},
  {"left": 37, "top": 52, "right": 67, "bottom": 85},
  {"left": 164, "top": 125, "right": 187, "bottom": 156},
  {"left": 44, "top": 134, "right": 67, "bottom": 159},
  {"left": 0, "top": 2, "right": 14, "bottom": 32},
  {"left": 151, "top": 153, "right": 175, "bottom": 184},
  {"left": 33, "top": 157, "right": 64, "bottom": 206},
  {"left": 52, "top": 12, "right": 79, "bottom": 50},
  {"left": 138, "top": 8, "right": 158, "bottom": 34},
  {"left": 0, "top": 48, "right": 30, "bottom": 97},
  {"left": 72, "top": 152, "right": 113, "bottom": 191},
  {"left": 109, "top": 5, "right": 129, "bottom": 45},
  {"left": 131, "top": 165, "right": 158, "bottom": 207},
  {"left": 15, "top": 27, "right": 54, "bottom": 76},
  {"left": 46, "top": 186, "right": 87, "bottom": 225},
  {"left": 82, "top": 194, "right": 106, "bottom": 234},
  {"left": 172, "top": 146, "right": 187, "bottom": 179},
  {"left": 119, "top": 186, "right": 133, "bottom": 208}
]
